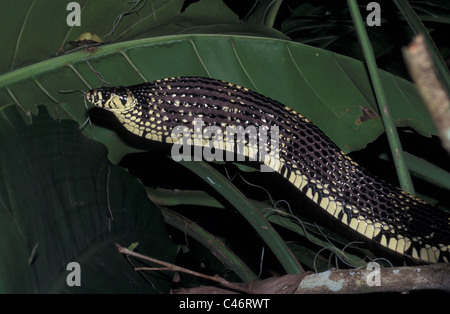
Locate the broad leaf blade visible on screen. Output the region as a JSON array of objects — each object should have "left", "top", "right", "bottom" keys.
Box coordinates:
[
  {"left": 1, "top": 0, "right": 287, "bottom": 73},
  {"left": 0, "top": 104, "right": 177, "bottom": 293},
  {"left": 0, "top": 35, "right": 436, "bottom": 164}
]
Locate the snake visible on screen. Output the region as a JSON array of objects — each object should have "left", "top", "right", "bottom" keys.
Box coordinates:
[{"left": 86, "top": 76, "right": 450, "bottom": 264}]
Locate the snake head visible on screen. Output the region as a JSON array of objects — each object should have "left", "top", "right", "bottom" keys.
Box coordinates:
[{"left": 86, "top": 87, "right": 136, "bottom": 111}]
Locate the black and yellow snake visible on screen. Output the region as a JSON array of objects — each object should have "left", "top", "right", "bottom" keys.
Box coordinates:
[{"left": 86, "top": 76, "right": 450, "bottom": 264}]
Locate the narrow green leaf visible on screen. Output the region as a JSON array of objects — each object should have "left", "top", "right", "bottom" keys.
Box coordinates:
[
  {"left": 146, "top": 187, "right": 225, "bottom": 208},
  {"left": 161, "top": 206, "right": 258, "bottom": 282},
  {"left": 378, "top": 152, "right": 450, "bottom": 191},
  {"left": 178, "top": 160, "right": 304, "bottom": 274}
]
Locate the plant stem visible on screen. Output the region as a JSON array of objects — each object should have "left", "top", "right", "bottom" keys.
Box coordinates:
[{"left": 347, "top": 0, "right": 415, "bottom": 195}]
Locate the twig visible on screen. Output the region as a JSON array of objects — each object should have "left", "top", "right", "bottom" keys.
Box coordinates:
[
  {"left": 106, "top": 0, "right": 148, "bottom": 37},
  {"left": 115, "top": 243, "right": 253, "bottom": 294},
  {"left": 106, "top": 166, "right": 113, "bottom": 222}
]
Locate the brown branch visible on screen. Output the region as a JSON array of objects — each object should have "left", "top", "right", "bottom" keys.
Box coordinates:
[
  {"left": 173, "top": 264, "right": 450, "bottom": 294},
  {"left": 293, "top": 263, "right": 449, "bottom": 294}
]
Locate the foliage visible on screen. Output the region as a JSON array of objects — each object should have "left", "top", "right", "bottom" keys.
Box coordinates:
[{"left": 0, "top": 0, "right": 449, "bottom": 293}]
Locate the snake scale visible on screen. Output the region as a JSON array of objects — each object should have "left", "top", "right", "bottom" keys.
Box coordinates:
[{"left": 86, "top": 76, "right": 450, "bottom": 264}]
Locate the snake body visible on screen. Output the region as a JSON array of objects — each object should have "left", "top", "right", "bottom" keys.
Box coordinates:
[{"left": 86, "top": 76, "right": 450, "bottom": 264}]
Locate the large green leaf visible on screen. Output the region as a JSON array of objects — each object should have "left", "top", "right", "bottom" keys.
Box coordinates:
[
  {"left": 0, "top": 104, "right": 177, "bottom": 293},
  {"left": 0, "top": 34, "right": 435, "bottom": 163},
  {"left": 0, "top": 0, "right": 286, "bottom": 73}
]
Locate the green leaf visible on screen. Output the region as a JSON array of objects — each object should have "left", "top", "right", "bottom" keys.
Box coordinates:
[
  {"left": 0, "top": 104, "right": 177, "bottom": 293},
  {"left": 146, "top": 187, "right": 226, "bottom": 208},
  {"left": 0, "top": 34, "right": 436, "bottom": 164},
  {"left": 0, "top": 0, "right": 286, "bottom": 73},
  {"left": 178, "top": 160, "right": 304, "bottom": 274},
  {"left": 161, "top": 206, "right": 258, "bottom": 282}
]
